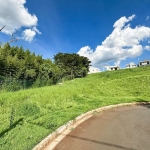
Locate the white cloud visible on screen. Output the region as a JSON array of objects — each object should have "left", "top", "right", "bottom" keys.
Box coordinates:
[
  {"left": 146, "top": 16, "right": 149, "bottom": 21},
  {"left": 77, "top": 15, "right": 150, "bottom": 67},
  {"left": 144, "top": 46, "right": 150, "bottom": 51},
  {"left": 113, "top": 14, "right": 135, "bottom": 29},
  {"left": 22, "top": 29, "right": 36, "bottom": 42},
  {"left": 114, "top": 60, "right": 120, "bottom": 66},
  {"left": 0, "top": 0, "right": 40, "bottom": 41},
  {"left": 33, "top": 27, "right": 41, "bottom": 34}
]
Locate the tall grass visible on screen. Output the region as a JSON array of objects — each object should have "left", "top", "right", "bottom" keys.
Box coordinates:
[{"left": 0, "top": 66, "right": 150, "bottom": 149}]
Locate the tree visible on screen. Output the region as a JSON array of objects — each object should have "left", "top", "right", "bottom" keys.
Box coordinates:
[
  {"left": 54, "top": 52, "right": 91, "bottom": 79},
  {"left": 0, "top": 26, "right": 18, "bottom": 43}
]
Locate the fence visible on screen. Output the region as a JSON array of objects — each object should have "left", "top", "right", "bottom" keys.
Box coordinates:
[{"left": 0, "top": 77, "right": 54, "bottom": 92}]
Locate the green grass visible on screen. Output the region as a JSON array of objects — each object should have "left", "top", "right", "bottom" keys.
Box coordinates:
[{"left": 0, "top": 66, "right": 150, "bottom": 150}]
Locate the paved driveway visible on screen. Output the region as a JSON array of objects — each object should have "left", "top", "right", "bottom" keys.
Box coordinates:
[{"left": 53, "top": 104, "right": 150, "bottom": 150}]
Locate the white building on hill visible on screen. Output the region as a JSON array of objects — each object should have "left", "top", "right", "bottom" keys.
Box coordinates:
[
  {"left": 126, "top": 62, "right": 137, "bottom": 68},
  {"left": 107, "top": 66, "right": 120, "bottom": 71},
  {"left": 88, "top": 67, "right": 101, "bottom": 74},
  {"left": 138, "top": 60, "right": 150, "bottom": 67}
]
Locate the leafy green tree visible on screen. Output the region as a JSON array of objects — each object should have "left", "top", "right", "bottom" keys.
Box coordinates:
[
  {"left": 25, "top": 69, "right": 36, "bottom": 80},
  {"left": 39, "top": 63, "right": 53, "bottom": 80},
  {"left": 54, "top": 52, "right": 91, "bottom": 79}
]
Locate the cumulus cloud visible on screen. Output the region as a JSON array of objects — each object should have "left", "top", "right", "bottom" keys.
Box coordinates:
[
  {"left": 22, "top": 29, "right": 36, "bottom": 42},
  {"left": 22, "top": 27, "right": 42, "bottom": 42},
  {"left": 77, "top": 15, "right": 150, "bottom": 67},
  {"left": 144, "top": 46, "right": 150, "bottom": 51},
  {"left": 0, "top": 0, "right": 40, "bottom": 41}
]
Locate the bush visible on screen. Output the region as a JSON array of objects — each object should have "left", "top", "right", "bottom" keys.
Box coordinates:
[{"left": 0, "top": 78, "right": 23, "bottom": 92}]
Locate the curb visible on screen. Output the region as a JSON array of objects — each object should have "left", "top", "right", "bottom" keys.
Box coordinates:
[{"left": 33, "top": 102, "right": 150, "bottom": 150}]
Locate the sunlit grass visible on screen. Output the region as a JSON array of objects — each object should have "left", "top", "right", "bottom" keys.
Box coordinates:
[{"left": 0, "top": 66, "right": 150, "bottom": 149}]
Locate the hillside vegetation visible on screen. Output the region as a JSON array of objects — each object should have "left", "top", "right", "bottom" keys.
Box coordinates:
[
  {"left": 0, "top": 44, "right": 90, "bottom": 92},
  {"left": 0, "top": 66, "right": 150, "bottom": 150}
]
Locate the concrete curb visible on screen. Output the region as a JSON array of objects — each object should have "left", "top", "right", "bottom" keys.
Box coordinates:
[{"left": 33, "top": 102, "right": 150, "bottom": 150}]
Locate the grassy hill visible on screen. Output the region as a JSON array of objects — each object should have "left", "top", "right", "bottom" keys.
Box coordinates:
[{"left": 0, "top": 66, "right": 150, "bottom": 150}]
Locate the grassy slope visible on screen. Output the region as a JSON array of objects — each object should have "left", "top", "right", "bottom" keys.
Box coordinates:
[{"left": 0, "top": 66, "right": 150, "bottom": 150}]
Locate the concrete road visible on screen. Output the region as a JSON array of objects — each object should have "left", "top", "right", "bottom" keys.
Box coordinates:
[{"left": 54, "top": 104, "right": 150, "bottom": 150}]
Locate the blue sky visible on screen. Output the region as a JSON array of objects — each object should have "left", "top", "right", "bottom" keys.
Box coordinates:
[{"left": 0, "top": 0, "right": 150, "bottom": 70}]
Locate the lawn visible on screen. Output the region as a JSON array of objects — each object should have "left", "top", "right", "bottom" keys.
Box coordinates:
[{"left": 0, "top": 66, "right": 150, "bottom": 150}]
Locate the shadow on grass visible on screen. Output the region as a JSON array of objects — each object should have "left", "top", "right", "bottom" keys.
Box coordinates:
[
  {"left": 0, "top": 118, "right": 23, "bottom": 138},
  {"left": 67, "top": 135, "right": 137, "bottom": 150}
]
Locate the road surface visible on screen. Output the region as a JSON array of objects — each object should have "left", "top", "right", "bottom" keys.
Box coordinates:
[{"left": 53, "top": 104, "right": 150, "bottom": 150}]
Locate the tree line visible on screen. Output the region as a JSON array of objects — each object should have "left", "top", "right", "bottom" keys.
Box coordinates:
[{"left": 0, "top": 43, "right": 91, "bottom": 91}]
